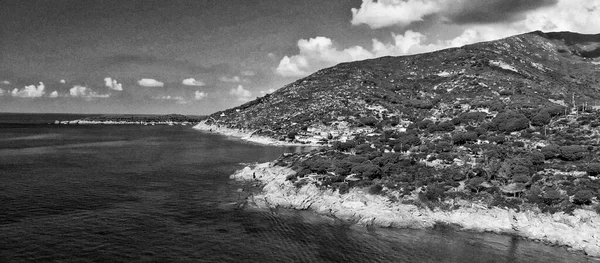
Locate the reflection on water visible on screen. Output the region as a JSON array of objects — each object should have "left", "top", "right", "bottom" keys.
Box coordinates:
[{"left": 0, "top": 115, "right": 597, "bottom": 262}]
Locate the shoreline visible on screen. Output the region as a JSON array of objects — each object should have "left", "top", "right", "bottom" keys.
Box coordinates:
[
  {"left": 55, "top": 120, "right": 196, "bottom": 125},
  {"left": 232, "top": 162, "right": 600, "bottom": 258},
  {"left": 192, "top": 121, "right": 322, "bottom": 147}
]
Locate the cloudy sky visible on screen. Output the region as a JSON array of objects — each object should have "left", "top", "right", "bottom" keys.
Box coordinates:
[{"left": 1, "top": 0, "right": 599, "bottom": 115}]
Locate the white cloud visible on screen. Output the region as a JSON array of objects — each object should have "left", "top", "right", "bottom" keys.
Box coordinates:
[
  {"left": 153, "top": 95, "right": 188, "bottom": 104},
  {"left": 49, "top": 91, "right": 58, "bottom": 98},
  {"left": 59, "top": 79, "right": 66, "bottom": 84},
  {"left": 219, "top": 76, "right": 241, "bottom": 83},
  {"left": 138, "top": 78, "right": 164, "bottom": 87},
  {"left": 69, "top": 85, "right": 110, "bottom": 99},
  {"left": 104, "top": 77, "right": 123, "bottom": 91},
  {"left": 1, "top": 80, "right": 10, "bottom": 85},
  {"left": 241, "top": 70, "right": 256, "bottom": 76},
  {"left": 11, "top": 82, "right": 45, "bottom": 98},
  {"left": 276, "top": 36, "right": 373, "bottom": 77},
  {"left": 194, "top": 91, "right": 207, "bottom": 100},
  {"left": 277, "top": 0, "right": 600, "bottom": 78},
  {"left": 520, "top": 0, "right": 600, "bottom": 34},
  {"left": 0, "top": 88, "right": 5, "bottom": 96},
  {"left": 182, "top": 78, "right": 206, "bottom": 86},
  {"left": 229, "top": 85, "right": 252, "bottom": 102},
  {"left": 260, "top": 88, "right": 277, "bottom": 95},
  {"left": 351, "top": 0, "right": 440, "bottom": 29}
]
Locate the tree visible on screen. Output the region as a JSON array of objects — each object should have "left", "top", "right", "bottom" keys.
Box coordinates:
[{"left": 530, "top": 110, "right": 551, "bottom": 126}]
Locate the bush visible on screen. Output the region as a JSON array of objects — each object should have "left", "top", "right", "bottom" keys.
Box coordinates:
[
  {"left": 435, "top": 122, "right": 455, "bottom": 132},
  {"left": 491, "top": 111, "right": 530, "bottom": 132},
  {"left": 351, "top": 163, "right": 381, "bottom": 179},
  {"left": 530, "top": 110, "right": 551, "bottom": 126},
  {"left": 587, "top": 163, "right": 600, "bottom": 177},
  {"left": 333, "top": 140, "right": 357, "bottom": 152},
  {"left": 529, "top": 151, "right": 545, "bottom": 165},
  {"left": 359, "top": 116, "right": 378, "bottom": 127},
  {"left": 573, "top": 190, "right": 593, "bottom": 205},
  {"left": 452, "top": 132, "right": 478, "bottom": 145},
  {"left": 559, "top": 145, "right": 587, "bottom": 161},
  {"left": 542, "top": 189, "right": 562, "bottom": 205},
  {"left": 368, "top": 184, "right": 384, "bottom": 195},
  {"left": 541, "top": 144, "right": 561, "bottom": 159}
]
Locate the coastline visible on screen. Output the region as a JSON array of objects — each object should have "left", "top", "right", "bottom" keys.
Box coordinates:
[
  {"left": 56, "top": 120, "right": 195, "bottom": 125},
  {"left": 192, "top": 121, "right": 321, "bottom": 147},
  {"left": 232, "top": 162, "right": 600, "bottom": 258}
]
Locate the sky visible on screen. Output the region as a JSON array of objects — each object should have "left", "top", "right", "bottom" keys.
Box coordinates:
[{"left": 1, "top": 0, "right": 599, "bottom": 115}]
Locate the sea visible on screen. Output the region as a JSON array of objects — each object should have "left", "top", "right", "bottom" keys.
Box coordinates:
[{"left": 0, "top": 113, "right": 597, "bottom": 263}]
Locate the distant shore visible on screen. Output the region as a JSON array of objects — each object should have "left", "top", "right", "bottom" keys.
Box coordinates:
[
  {"left": 55, "top": 114, "right": 205, "bottom": 126},
  {"left": 193, "top": 121, "right": 321, "bottom": 147},
  {"left": 232, "top": 162, "right": 600, "bottom": 258}
]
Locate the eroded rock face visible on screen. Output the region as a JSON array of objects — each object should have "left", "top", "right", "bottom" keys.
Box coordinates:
[{"left": 232, "top": 163, "right": 600, "bottom": 257}]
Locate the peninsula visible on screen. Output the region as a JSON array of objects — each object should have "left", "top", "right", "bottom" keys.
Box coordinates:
[{"left": 195, "top": 31, "right": 600, "bottom": 257}]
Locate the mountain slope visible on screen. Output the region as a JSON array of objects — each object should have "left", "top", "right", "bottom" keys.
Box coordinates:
[{"left": 206, "top": 31, "right": 600, "bottom": 142}]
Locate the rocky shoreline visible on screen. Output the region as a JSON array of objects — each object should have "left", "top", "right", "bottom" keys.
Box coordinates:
[
  {"left": 232, "top": 162, "right": 600, "bottom": 258},
  {"left": 193, "top": 121, "right": 321, "bottom": 146}
]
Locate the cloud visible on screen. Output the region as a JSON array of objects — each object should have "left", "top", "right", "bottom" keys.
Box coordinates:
[
  {"left": 104, "top": 77, "right": 123, "bottom": 91},
  {"left": 443, "top": 0, "right": 558, "bottom": 24},
  {"left": 194, "top": 91, "right": 208, "bottom": 100},
  {"left": 276, "top": 36, "right": 372, "bottom": 77},
  {"left": 277, "top": 0, "right": 600, "bottom": 78},
  {"left": 260, "top": 88, "right": 277, "bottom": 95},
  {"left": 241, "top": 70, "right": 256, "bottom": 76},
  {"left": 70, "top": 85, "right": 110, "bottom": 99},
  {"left": 351, "top": 0, "right": 440, "bottom": 29},
  {"left": 60, "top": 79, "right": 66, "bottom": 84},
  {"left": 11, "top": 82, "right": 45, "bottom": 98},
  {"left": 49, "top": 91, "right": 58, "bottom": 98},
  {"left": 1, "top": 80, "right": 10, "bottom": 85},
  {"left": 137, "top": 78, "right": 164, "bottom": 87},
  {"left": 350, "top": 0, "right": 558, "bottom": 29},
  {"left": 219, "top": 76, "right": 241, "bottom": 83},
  {"left": 152, "top": 95, "right": 188, "bottom": 104},
  {"left": 229, "top": 85, "right": 252, "bottom": 102},
  {"left": 0, "top": 88, "right": 5, "bottom": 96},
  {"left": 182, "top": 78, "right": 206, "bottom": 86}
]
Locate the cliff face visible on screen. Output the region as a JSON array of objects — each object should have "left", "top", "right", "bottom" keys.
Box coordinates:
[{"left": 206, "top": 31, "right": 600, "bottom": 141}]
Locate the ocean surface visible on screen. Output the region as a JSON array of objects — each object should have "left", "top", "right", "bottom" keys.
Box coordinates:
[{"left": 0, "top": 113, "right": 597, "bottom": 263}]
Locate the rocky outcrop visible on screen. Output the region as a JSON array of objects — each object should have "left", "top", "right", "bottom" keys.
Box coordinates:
[{"left": 232, "top": 162, "right": 600, "bottom": 257}]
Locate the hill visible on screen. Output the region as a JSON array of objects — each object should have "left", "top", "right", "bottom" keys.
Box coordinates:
[
  {"left": 198, "top": 31, "right": 600, "bottom": 235},
  {"left": 205, "top": 31, "right": 600, "bottom": 143}
]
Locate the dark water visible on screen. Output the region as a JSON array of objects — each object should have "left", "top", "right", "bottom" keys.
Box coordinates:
[{"left": 0, "top": 114, "right": 597, "bottom": 262}]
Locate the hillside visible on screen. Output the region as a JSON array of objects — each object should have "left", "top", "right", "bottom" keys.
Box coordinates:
[
  {"left": 199, "top": 31, "right": 600, "bottom": 231},
  {"left": 206, "top": 31, "right": 600, "bottom": 143}
]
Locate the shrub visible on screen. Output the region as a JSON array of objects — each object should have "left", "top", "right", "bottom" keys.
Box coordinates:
[
  {"left": 529, "top": 151, "right": 545, "bottom": 165},
  {"left": 491, "top": 111, "right": 530, "bottom": 132},
  {"left": 368, "top": 184, "right": 384, "bottom": 195},
  {"left": 355, "top": 143, "right": 374, "bottom": 154},
  {"left": 559, "top": 145, "right": 587, "bottom": 161},
  {"left": 587, "top": 163, "right": 600, "bottom": 177},
  {"left": 333, "top": 140, "right": 357, "bottom": 152},
  {"left": 542, "top": 189, "right": 562, "bottom": 205},
  {"left": 530, "top": 110, "right": 551, "bottom": 126},
  {"left": 359, "top": 116, "right": 378, "bottom": 127},
  {"left": 435, "top": 122, "right": 455, "bottom": 132},
  {"left": 351, "top": 163, "right": 381, "bottom": 179},
  {"left": 541, "top": 144, "right": 561, "bottom": 159},
  {"left": 573, "top": 190, "right": 593, "bottom": 205}
]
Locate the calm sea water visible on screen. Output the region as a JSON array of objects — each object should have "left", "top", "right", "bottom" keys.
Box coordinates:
[{"left": 0, "top": 113, "right": 597, "bottom": 262}]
